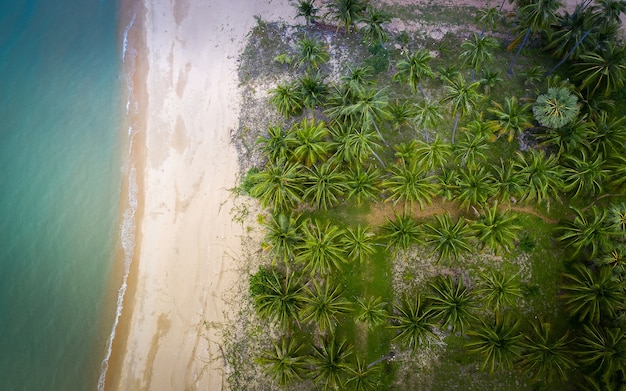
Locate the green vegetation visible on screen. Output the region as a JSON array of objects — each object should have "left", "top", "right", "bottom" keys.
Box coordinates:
[{"left": 230, "top": 0, "right": 626, "bottom": 390}]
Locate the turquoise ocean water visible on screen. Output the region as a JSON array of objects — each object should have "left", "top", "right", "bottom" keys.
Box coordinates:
[{"left": 0, "top": 1, "right": 129, "bottom": 390}]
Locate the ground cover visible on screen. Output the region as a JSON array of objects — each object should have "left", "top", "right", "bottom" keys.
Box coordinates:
[{"left": 225, "top": 1, "right": 626, "bottom": 390}]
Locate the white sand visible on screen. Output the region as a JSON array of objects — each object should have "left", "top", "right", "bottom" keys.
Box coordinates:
[{"left": 112, "top": 0, "right": 294, "bottom": 390}]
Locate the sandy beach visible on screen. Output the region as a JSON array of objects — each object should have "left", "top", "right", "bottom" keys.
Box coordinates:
[{"left": 108, "top": 0, "right": 293, "bottom": 390}]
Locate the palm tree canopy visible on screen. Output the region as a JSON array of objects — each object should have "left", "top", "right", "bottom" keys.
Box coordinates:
[
  {"left": 257, "top": 337, "right": 308, "bottom": 387},
  {"left": 392, "top": 49, "right": 435, "bottom": 94},
  {"left": 467, "top": 317, "right": 524, "bottom": 374},
  {"left": 533, "top": 87, "right": 580, "bottom": 129},
  {"left": 392, "top": 293, "right": 440, "bottom": 352}
]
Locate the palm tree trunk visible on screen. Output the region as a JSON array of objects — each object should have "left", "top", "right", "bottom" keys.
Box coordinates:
[
  {"left": 372, "top": 121, "right": 388, "bottom": 147},
  {"left": 508, "top": 27, "right": 531, "bottom": 76},
  {"left": 418, "top": 82, "right": 427, "bottom": 100},
  {"left": 371, "top": 149, "right": 386, "bottom": 168},
  {"left": 545, "top": 30, "right": 592, "bottom": 76},
  {"left": 498, "top": 0, "right": 506, "bottom": 12},
  {"left": 451, "top": 112, "right": 461, "bottom": 144}
]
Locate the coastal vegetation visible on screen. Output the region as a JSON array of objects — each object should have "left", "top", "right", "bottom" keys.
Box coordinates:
[{"left": 229, "top": 0, "right": 626, "bottom": 389}]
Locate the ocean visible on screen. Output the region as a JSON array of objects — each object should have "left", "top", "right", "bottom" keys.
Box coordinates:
[{"left": 0, "top": 1, "right": 132, "bottom": 390}]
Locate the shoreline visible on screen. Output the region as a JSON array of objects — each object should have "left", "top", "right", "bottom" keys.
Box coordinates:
[{"left": 105, "top": 0, "right": 295, "bottom": 390}]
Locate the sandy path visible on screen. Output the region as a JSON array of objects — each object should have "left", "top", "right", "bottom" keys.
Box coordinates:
[{"left": 112, "top": 1, "right": 293, "bottom": 390}]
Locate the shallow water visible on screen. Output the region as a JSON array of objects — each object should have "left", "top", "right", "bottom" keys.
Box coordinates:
[{"left": 0, "top": 1, "right": 124, "bottom": 389}]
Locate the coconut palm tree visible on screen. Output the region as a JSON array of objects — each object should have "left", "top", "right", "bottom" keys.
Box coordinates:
[
  {"left": 382, "top": 213, "right": 423, "bottom": 255},
  {"left": 475, "top": 269, "right": 522, "bottom": 321},
  {"left": 250, "top": 160, "right": 305, "bottom": 212},
  {"left": 424, "top": 213, "right": 473, "bottom": 263},
  {"left": 413, "top": 136, "right": 452, "bottom": 172},
  {"left": 577, "top": 324, "right": 626, "bottom": 386},
  {"left": 355, "top": 296, "right": 388, "bottom": 331},
  {"left": 460, "top": 33, "right": 499, "bottom": 80},
  {"left": 392, "top": 49, "right": 435, "bottom": 99},
  {"left": 413, "top": 99, "right": 443, "bottom": 142},
  {"left": 388, "top": 100, "right": 414, "bottom": 132},
  {"left": 257, "top": 125, "right": 292, "bottom": 164},
  {"left": 290, "top": 118, "right": 331, "bottom": 166},
  {"left": 342, "top": 225, "right": 377, "bottom": 264},
  {"left": 508, "top": 0, "right": 563, "bottom": 75},
  {"left": 383, "top": 162, "right": 437, "bottom": 212},
  {"left": 476, "top": 6, "right": 502, "bottom": 35},
  {"left": 440, "top": 74, "right": 483, "bottom": 142},
  {"left": 561, "top": 150, "right": 608, "bottom": 199},
  {"left": 294, "top": 36, "right": 330, "bottom": 71},
  {"left": 607, "top": 154, "right": 626, "bottom": 192},
  {"left": 270, "top": 82, "right": 304, "bottom": 118},
  {"left": 303, "top": 162, "right": 346, "bottom": 210},
  {"left": 346, "top": 356, "right": 380, "bottom": 391},
  {"left": 472, "top": 203, "right": 523, "bottom": 255},
  {"left": 329, "top": 124, "right": 386, "bottom": 167},
  {"left": 560, "top": 263, "right": 623, "bottom": 324},
  {"left": 488, "top": 96, "right": 533, "bottom": 141},
  {"left": 436, "top": 168, "right": 461, "bottom": 202},
  {"left": 513, "top": 149, "right": 564, "bottom": 206},
  {"left": 588, "top": 112, "right": 626, "bottom": 157},
  {"left": 466, "top": 317, "right": 524, "bottom": 374},
  {"left": 254, "top": 270, "right": 305, "bottom": 329},
  {"left": 479, "top": 69, "right": 503, "bottom": 95},
  {"left": 493, "top": 159, "right": 525, "bottom": 203},
  {"left": 573, "top": 43, "right": 626, "bottom": 97},
  {"left": 358, "top": 6, "right": 391, "bottom": 47},
  {"left": 257, "top": 337, "right": 308, "bottom": 387},
  {"left": 301, "top": 279, "right": 353, "bottom": 332},
  {"left": 608, "top": 203, "right": 626, "bottom": 236},
  {"left": 340, "top": 65, "right": 375, "bottom": 93},
  {"left": 296, "top": 0, "right": 318, "bottom": 26},
  {"left": 532, "top": 87, "right": 580, "bottom": 129},
  {"left": 326, "top": 0, "right": 367, "bottom": 34},
  {"left": 461, "top": 115, "right": 498, "bottom": 141},
  {"left": 299, "top": 72, "right": 329, "bottom": 114},
  {"left": 520, "top": 321, "right": 576, "bottom": 382},
  {"left": 454, "top": 165, "right": 496, "bottom": 210},
  {"left": 557, "top": 206, "right": 614, "bottom": 258},
  {"left": 391, "top": 293, "right": 440, "bottom": 353},
  {"left": 345, "top": 165, "right": 381, "bottom": 205},
  {"left": 264, "top": 212, "right": 303, "bottom": 264},
  {"left": 296, "top": 219, "right": 347, "bottom": 276},
  {"left": 308, "top": 337, "right": 354, "bottom": 390},
  {"left": 341, "top": 87, "right": 391, "bottom": 145},
  {"left": 536, "top": 116, "right": 593, "bottom": 155},
  {"left": 428, "top": 274, "right": 477, "bottom": 334},
  {"left": 453, "top": 132, "right": 489, "bottom": 169}
]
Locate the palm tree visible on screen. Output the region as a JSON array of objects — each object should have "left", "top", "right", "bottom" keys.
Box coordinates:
[
  {"left": 346, "top": 356, "right": 380, "bottom": 391},
  {"left": 488, "top": 96, "right": 533, "bottom": 141},
  {"left": 387, "top": 100, "right": 414, "bottom": 132},
  {"left": 254, "top": 270, "right": 305, "bottom": 329},
  {"left": 508, "top": 0, "right": 562, "bottom": 75},
  {"left": 532, "top": 87, "right": 580, "bottom": 129},
  {"left": 536, "top": 116, "right": 593, "bottom": 155},
  {"left": 341, "top": 87, "right": 391, "bottom": 145},
  {"left": 329, "top": 124, "right": 385, "bottom": 167},
  {"left": 440, "top": 74, "right": 483, "bottom": 142},
  {"left": 290, "top": 117, "right": 331, "bottom": 166},
  {"left": 383, "top": 162, "right": 437, "bottom": 212},
  {"left": 597, "top": 0, "right": 626, "bottom": 24},
  {"left": 257, "top": 125, "right": 291, "bottom": 164},
  {"left": 428, "top": 275, "right": 477, "bottom": 334},
  {"left": 560, "top": 263, "right": 623, "bottom": 324},
  {"left": 359, "top": 6, "right": 391, "bottom": 47},
  {"left": 413, "top": 136, "right": 452, "bottom": 172},
  {"left": 460, "top": 33, "right": 499, "bottom": 80},
  {"left": 453, "top": 132, "right": 489, "bottom": 169},
  {"left": 340, "top": 65, "right": 375, "bottom": 93},
  {"left": 454, "top": 165, "right": 496, "bottom": 210},
  {"left": 294, "top": 36, "right": 330, "bottom": 71},
  {"left": 270, "top": 82, "right": 304, "bottom": 118},
  {"left": 513, "top": 149, "right": 564, "bottom": 206},
  {"left": 466, "top": 317, "right": 524, "bottom": 374},
  {"left": 607, "top": 154, "right": 626, "bottom": 192},
  {"left": 308, "top": 337, "right": 354, "bottom": 390},
  {"left": 345, "top": 165, "right": 381, "bottom": 205},
  {"left": 561, "top": 150, "right": 608, "bottom": 199},
  {"left": 392, "top": 49, "right": 435, "bottom": 98},
  {"left": 520, "top": 321, "right": 576, "bottom": 382},
  {"left": 257, "top": 337, "right": 308, "bottom": 387},
  {"left": 577, "top": 324, "right": 626, "bottom": 385},
  {"left": 250, "top": 160, "right": 304, "bottom": 212},
  {"left": 264, "top": 213, "right": 303, "bottom": 264},
  {"left": 479, "top": 69, "right": 503, "bottom": 95},
  {"left": 475, "top": 6, "right": 501, "bottom": 35},
  {"left": 355, "top": 296, "right": 388, "bottom": 330},
  {"left": 326, "top": 0, "right": 367, "bottom": 34},
  {"left": 382, "top": 213, "right": 423, "bottom": 255},
  {"left": 557, "top": 206, "right": 614, "bottom": 258},
  {"left": 436, "top": 168, "right": 460, "bottom": 202},
  {"left": 608, "top": 203, "right": 626, "bottom": 236},
  {"left": 589, "top": 112, "right": 626, "bottom": 157},
  {"left": 296, "top": 0, "right": 318, "bottom": 26},
  {"left": 424, "top": 213, "right": 473, "bottom": 263},
  {"left": 342, "top": 225, "right": 377, "bottom": 264},
  {"left": 472, "top": 203, "right": 523, "bottom": 255},
  {"left": 299, "top": 72, "right": 329, "bottom": 114},
  {"left": 573, "top": 43, "right": 626, "bottom": 97},
  {"left": 303, "top": 162, "right": 346, "bottom": 210},
  {"left": 301, "top": 279, "right": 353, "bottom": 332},
  {"left": 413, "top": 99, "right": 443, "bottom": 142},
  {"left": 462, "top": 115, "right": 498, "bottom": 140},
  {"left": 493, "top": 159, "right": 525, "bottom": 203},
  {"left": 391, "top": 294, "right": 440, "bottom": 353},
  {"left": 475, "top": 269, "right": 522, "bottom": 321},
  {"left": 296, "top": 219, "right": 347, "bottom": 276}
]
